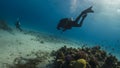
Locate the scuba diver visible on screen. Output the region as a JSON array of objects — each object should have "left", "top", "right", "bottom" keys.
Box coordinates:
[
  {"left": 57, "top": 6, "right": 94, "bottom": 32},
  {"left": 15, "top": 18, "right": 22, "bottom": 31}
]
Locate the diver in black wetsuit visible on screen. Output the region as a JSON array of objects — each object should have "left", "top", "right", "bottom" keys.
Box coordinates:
[
  {"left": 15, "top": 18, "right": 22, "bottom": 31},
  {"left": 57, "top": 6, "right": 94, "bottom": 32}
]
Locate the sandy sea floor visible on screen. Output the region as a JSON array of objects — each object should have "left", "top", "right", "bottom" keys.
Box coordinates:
[{"left": 0, "top": 29, "right": 82, "bottom": 68}]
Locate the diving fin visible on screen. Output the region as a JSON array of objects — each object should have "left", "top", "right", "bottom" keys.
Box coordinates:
[{"left": 82, "top": 6, "right": 94, "bottom": 14}]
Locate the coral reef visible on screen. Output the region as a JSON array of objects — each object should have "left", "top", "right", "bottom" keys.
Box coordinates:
[
  {"left": 1, "top": 45, "right": 120, "bottom": 68},
  {"left": 51, "top": 46, "right": 120, "bottom": 68},
  {"left": 0, "top": 20, "right": 12, "bottom": 32}
]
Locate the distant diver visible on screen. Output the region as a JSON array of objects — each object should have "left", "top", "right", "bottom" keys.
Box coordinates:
[
  {"left": 15, "top": 18, "right": 22, "bottom": 31},
  {"left": 57, "top": 6, "right": 94, "bottom": 32}
]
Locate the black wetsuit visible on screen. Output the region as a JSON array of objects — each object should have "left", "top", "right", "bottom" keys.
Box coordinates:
[
  {"left": 57, "top": 6, "right": 94, "bottom": 32},
  {"left": 15, "top": 21, "right": 22, "bottom": 31}
]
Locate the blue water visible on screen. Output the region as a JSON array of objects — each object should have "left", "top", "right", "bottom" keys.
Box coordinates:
[{"left": 0, "top": 0, "right": 120, "bottom": 58}]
